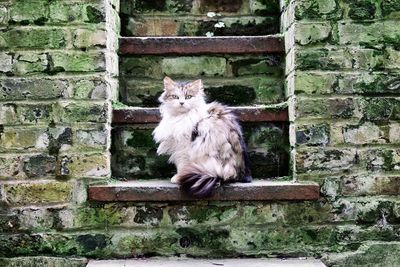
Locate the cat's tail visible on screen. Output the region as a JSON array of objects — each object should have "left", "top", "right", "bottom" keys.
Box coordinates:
[{"left": 178, "top": 164, "right": 222, "bottom": 198}]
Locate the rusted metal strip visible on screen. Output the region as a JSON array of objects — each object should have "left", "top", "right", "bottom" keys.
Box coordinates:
[
  {"left": 113, "top": 106, "right": 288, "bottom": 124},
  {"left": 119, "top": 36, "right": 284, "bottom": 55},
  {"left": 88, "top": 180, "right": 320, "bottom": 202}
]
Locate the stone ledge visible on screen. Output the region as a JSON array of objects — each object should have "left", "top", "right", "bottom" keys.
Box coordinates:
[
  {"left": 87, "top": 258, "right": 326, "bottom": 267},
  {"left": 88, "top": 180, "right": 320, "bottom": 202},
  {"left": 113, "top": 105, "right": 288, "bottom": 124},
  {"left": 119, "top": 36, "right": 284, "bottom": 55}
]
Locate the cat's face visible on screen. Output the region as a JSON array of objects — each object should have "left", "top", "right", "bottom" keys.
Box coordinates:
[{"left": 159, "top": 77, "right": 206, "bottom": 113}]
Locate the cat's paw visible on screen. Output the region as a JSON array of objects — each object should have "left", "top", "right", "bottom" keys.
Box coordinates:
[{"left": 170, "top": 174, "right": 179, "bottom": 184}]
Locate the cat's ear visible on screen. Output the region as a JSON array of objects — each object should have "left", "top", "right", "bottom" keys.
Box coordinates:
[
  {"left": 189, "top": 79, "right": 203, "bottom": 92},
  {"left": 163, "top": 76, "right": 175, "bottom": 91}
]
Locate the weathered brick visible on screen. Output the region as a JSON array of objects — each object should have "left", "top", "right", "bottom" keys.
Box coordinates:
[
  {"left": 9, "top": 1, "right": 49, "bottom": 24},
  {"left": 296, "top": 148, "right": 357, "bottom": 173},
  {"left": 56, "top": 102, "right": 108, "bottom": 123},
  {"left": 294, "top": 71, "right": 337, "bottom": 95},
  {"left": 382, "top": 0, "right": 400, "bottom": 18},
  {"left": 0, "top": 127, "right": 49, "bottom": 152},
  {"left": 343, "top": 122, "right": 391, "bottom": 145},
  {"left": 0, "top": 256, "right": 87, "bottom": 267},
  {"left": 340, "top": 174, "right": 400, "bottom": 196},
  {"left": 73, "top": 29, "right": 107, "bottom": 49},
  {"left": 4, "top": 181, "right": 72, "bottom": 205},
  {"left": 295, "top": 0, "right": 341, "bottom": 20},
  {"left": 347, "top": 0, "right": 377, "bottom": 20},
  {"left": 161, "top": 57, "right": 226, "bottom": 77},
  {"left": 360, "top": 97, "right": 400, "bottom": 121},
  {"left": 0, "top": 103, "right": 17, "bottom": 124},
  {"left": 57, "top": 153, "right": 110, "bottom": 178},
  {"left": 296, "top": 124, "right": 330, "bottom": 146},
  {"left": 0, "top": 6, "right": 7, "bottom": 25},
  {"left": 296, "top": 97, "right": 356, "bottom": 119},
  {"left": 0, "top": 52, "right": 12, "bottom": 73},
  {"left": 12, "top": 52, "right": 48, "bottom": 76},
  {"left": 49, "top": 52, "right": 106, "bottom": 73},
  {"left": 0, "top": 28, "right": 67, "bottom": 49},
  {"left": 295, "top": 22, "right": 332, "bottom": 45},
  {"left": 249, "top": 0, "right": 280, "bottom": 15},
  {"left": 361, "top": 148, "right": 400, "bottom": 172},
  {"left": 0, "top": 78, "right": 67, "bottom": 101},
  {"left": 49, "top": 2, "right": 105, "bottom": 24},
  {"left": 74, "top": 127, "right": 109, "bottom": 151}
]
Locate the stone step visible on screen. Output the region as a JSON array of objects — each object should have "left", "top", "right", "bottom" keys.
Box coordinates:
[
  {"left": 88, "top": 180, "right": 319, "bottom": 202},
  {"left": 119, "top": 36, "right": 284, "bottom": 55},
  {"left": 87, "top": 258, "right": 327, "bottom": 267},
  {"left": 113, "top": 105, "right": 288, "bottom": 124}
]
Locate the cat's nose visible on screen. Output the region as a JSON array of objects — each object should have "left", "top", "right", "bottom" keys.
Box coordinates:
[{"left": 179, "top": 102, "right": 184, "bottom": 106}]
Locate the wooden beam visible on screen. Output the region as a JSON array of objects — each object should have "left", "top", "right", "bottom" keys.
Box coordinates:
[
  {"left": 119, "top": 36, "right": 284, "bottom": 55},
  {"left": 112, "top": 106, "right": 288, "bottom": 124},
  {"left": 89, "top": 180, "right": 320, "bottom": 202}
]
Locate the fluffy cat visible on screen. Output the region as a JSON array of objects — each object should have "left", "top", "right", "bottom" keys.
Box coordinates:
[{"left": 152, "top": 77, "right": 252, "bottom": 197}]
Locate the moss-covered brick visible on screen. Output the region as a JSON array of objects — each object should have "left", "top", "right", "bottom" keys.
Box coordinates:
[
  {"left": 340, "top": 175, "right": 400, "bottom": 196},
  {"left": 132, "top": 0, "right": 167, "bottom": 12},
  {"left": 296, "top": 48, "right": 349, "bottom": 70},
  {"left": 295, "top": 22, "right": 332, "bottom": 45},
  {"left": 343, "top": 122, "right": 388, "bottom": 145},
  {"left": 49, "top": 52, "right": 106, "bottom": 74},
  {"left": 295, "top": 71, "right": 337, "bottom": 95},
  {"left": 111, "top": 149, "right": 175, "bottom": 179},
  {"left": 9, "top": 1, "right": 49, "bottom": 25},
  {"left": 16, "top": 103, "right": 54, "bottom": 124},
  {"left": 57, "top": 102, "right": 108, "bottom": 123},
  {"left": 73, "top": 29, "right": 106, "bottom": 49},
  {"left": 0, "top": 78, "right": 67, "bottom": 101},
  {"left": 296, "top": 148, "right": 357, "bottom": 173},
  {"left": 229, "top": 55, "right": 282, "bottom": 76},
  {"left": 120, "top": 57, "right": 163, "bottom": 78},
  {"left": 0, "top": 28, "right": 66, "bottom": 49},
  {"left": 4, "top": 181, "right": 72, "bottom": 205},
  {"left": 48, "top": 2, "right": 105, "bottom": 24},
  {"left": 0, "top": 103, "right": 17, "bottom": 125},
  {"left": 70, "top": 78, "right": 109, "bottom": 100},
  {"left": 12, "top": 52, "right": 48, "bottom": 76},
  {"left": 22, "top": 154, "right": 56, "bottom": 178},
  {"left": 76, "top": 204, "right": 127, "bottom": 229},
  {"left": 0, "top": 52, "right": 12, "bottom": 73},
  {"left": 338, "top": 22, "right": 385, "bottom": 46},
  {"left": 0, "top": 256, "right": 87, "bottom": 267},
  {"left": 0, "top": 127, "right": 48, "bottom": 152},
  {"left": 74, "top": 127, "right": 108, "bottom": 151},
  {"left": 347, "top": 0, "right": 377, "bottom": 20},
  {"left": 295, "top": 0, "right": 342, "bottom": 20},
  {"left": 361, "top": 148, "right": 400, "bottom": 171},
  {"left": 162, "top": 57, "right": 227, "bottom": 77},
  {"left": 296, "top": 124, "right": 330, "bottom": 146},
  {"left": 0, "top": 6, "right": 7, "bottom": 26},
  {"left": 296, "top": 97, "right": 356, "bottom": 119},
  {"left": 57, "top": 153, "right": 109, "bottom": 178},
  {"left": 249, "top": 0, "right": 280, "bottom": 15},
  {"left": 381, "top": 0, "right": 400, "bottom": 18},
  {"left": 167, "top": 0, "right": 194, "bottom": 13},
  {"left": 360, "top": 98, "right": 400, "bottom": 121},
  {"left": 200, "top": 0, "right": 243, "bottom": 13},
  {"left": 327, "top": 242, "right": 400, "bottom": 267},
  {"left": 0, "top": 155, "right": 24, "bottom": 179}
]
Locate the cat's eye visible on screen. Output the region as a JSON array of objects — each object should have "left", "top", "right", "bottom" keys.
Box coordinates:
[
  {"left": 185, "top": 95, "right": 193, "bottom": 99},
  {"left": 170, "top": 95, "right": 179, "bottom": 99}
]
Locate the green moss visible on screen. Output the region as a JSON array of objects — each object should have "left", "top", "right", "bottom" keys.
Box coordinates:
[
  {"left": 348, "top": 1, "right": 376, "bottom": 20},
  {"left": 86, "top": 6, "right": 104, "bottom": 23},
  {"left": 76, "top": 204, "right": 124, "bottom": 229},
  {"left": 126, "top": 129, "right": 155, "bottom": 148},
  {"left": 205, "top": 85, "right": 256, "bottom": 105}
]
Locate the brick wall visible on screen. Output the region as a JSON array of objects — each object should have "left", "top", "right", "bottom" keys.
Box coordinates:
[
  {"left": 0, "top": 0, "right": 400, "bottom": 266},
  {"left": 0, "top": 0, "right": 118, "bottom": 265}
]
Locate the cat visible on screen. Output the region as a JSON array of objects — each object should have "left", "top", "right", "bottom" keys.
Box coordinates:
[{"left": 152, "top": 77, "right": 252, "bottom": 198}]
